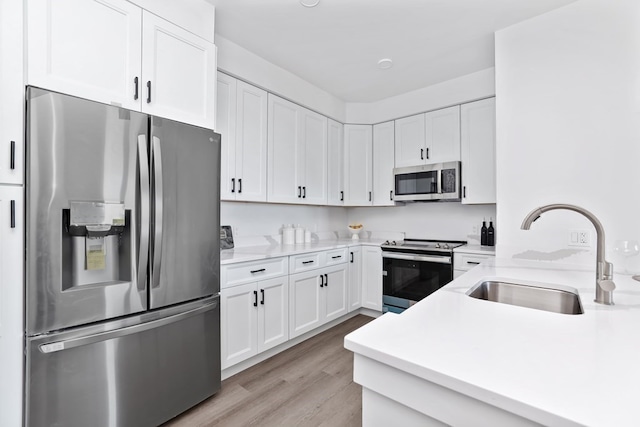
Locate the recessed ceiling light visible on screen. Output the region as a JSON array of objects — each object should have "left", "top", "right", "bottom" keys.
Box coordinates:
[
  {"left": 300, "top": 0, "right": 320, "bottom": 7},
  {"left": 377, "top": 58, "right": 393, "bottom": 70}
]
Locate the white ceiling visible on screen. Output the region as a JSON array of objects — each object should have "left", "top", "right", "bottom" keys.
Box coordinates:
[{"left": 207, "top": 0, "right": 578, "bottom": 103}]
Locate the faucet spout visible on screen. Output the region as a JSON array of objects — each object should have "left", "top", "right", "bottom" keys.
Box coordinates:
[{"left": 521, "top": 204, "right": 615, "bottom": 305}]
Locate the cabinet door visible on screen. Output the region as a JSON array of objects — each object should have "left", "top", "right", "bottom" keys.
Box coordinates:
[
  {"left": 394, "top": 113, "right": 425, "bottom": 168},
  {"left": 289, "top": 270, "right": 323, "bottom": 338},
  {"left": 362, "top": 246, "right": 382, "bottom": 311},
  {"left": 461, "top": 98, "right": 496, "bottom": 204},
  {"left": 216, "top": 73, "right": 237, "bottom": 200},
  {"left": 348, "top": 247, "right": 362, "bottom": 312},
  {"left": 344, "top": 125, "right": 373, "bottom": 206},
  {"left": 257, "top": 276, "right": 289, "bottom": 353},
  {"left": 236, "top": 81, "right": 268, "bottom": 202},
  {"left": 0, "top": 0, "right": 24, "bottom": 185},
  {"left": 0, "top": 186, "right": 24, "bottom": 427},
  {"left": 141, "top": 12, "right": 216, "bottom": 129},
  {"left": 27, "top": 0, "right": 142, "bottom": 110},
  {"left": 372, "top": 121, "right": 395, "bottom": 206},
  {"left": 425, "top": 106, "right": 460, "bottom": 163},
  {"left": 300, "top": 109, "right": 328, "bottom": 205},
  {"left": 268, "top": 95, "right": 301, "bottom": 204},
  {"left": 327, "top": 119, "right": 344, "bottom": 206},
  {"left": 324, "top": 264, "right": 348, "bottom": 322},
  {"left": 220, "top": 283, "right": 258, "bottom": 369}
]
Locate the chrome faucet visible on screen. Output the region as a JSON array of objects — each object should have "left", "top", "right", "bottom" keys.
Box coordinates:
[{"left": 521, "top": 204, "right": 616, "bottom": 305}]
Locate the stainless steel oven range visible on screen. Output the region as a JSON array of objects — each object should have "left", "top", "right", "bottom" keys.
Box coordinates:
[{"left": 382, "top": 239, "right": 465, "bottom": 313}]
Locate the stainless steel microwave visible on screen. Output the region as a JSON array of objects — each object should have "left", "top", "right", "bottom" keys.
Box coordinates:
[{"left": 393, "top": 161, "right": 461, "bottom": 202}]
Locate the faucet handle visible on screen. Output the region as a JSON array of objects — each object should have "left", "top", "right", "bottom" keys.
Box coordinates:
[{"left": 598, "top": 279, "right": 616, "bottom": 292}]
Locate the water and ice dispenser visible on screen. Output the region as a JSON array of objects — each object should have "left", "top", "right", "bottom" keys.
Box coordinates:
[{"left": 61, "top": 201, "right": 132, "bottom": 289}]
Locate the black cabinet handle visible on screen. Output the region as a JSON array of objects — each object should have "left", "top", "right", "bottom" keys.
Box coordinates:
[
  {"left": 250, "top": 268, "right": 266, "bottom": 274},
  {"left": 369, "top": 191, "right": 372, "bottom": 202},
  {"left": 146, "top": 81, "right": 151, "bottom": 103},
  {"left": 350, "top": 252, "right": 354, "bottom": 263},
  {"left": 466, "top": 261, "right": 481, "bottom": 265},
  {"left": 324, "top": 273, "right": 328, "bottom": 287},
  {"left": 303, "top": 186, "right": 306, "bottom": 198},
  {"left": 390, "top": 190, "right": 393, "bottom": 201},
  {"left": 340, "top": 191, "right": 344, "bottom": 201},
  {"left": 10, "top": 200, "right": 15, "bottom": 228},
  {"left": 463, "top": 186, "right": 466, "bottom": 198},
  {"left": 231, "top": 178, "right": 235, "bottom": 193},
  {"left": 10, "top": 140, "right": 15, "bottom": 170},
  {"left": 260, "top": 289, "right": 265, "bottom": 305},
  {"left": 320, "top": 275, "right": 324, "bottom": 287},
  {"left": 253, "top": 290, "right": 258, "bottom": 307},
  {"left": 134, "top": 77, "right": 139, "bottom": 100},
  {"left": 426, "top": 148, "right": 429, "bottom": 159},
  {"left": 238, "top": 178, "right": 242, "bottom": 193},
  {"left": 298, "top": 186, "right": 302, "bottom": 198},
  {"left": 331, "top": 255, "right": 342, "bottom": 259},
  {"left": 302, "top": 260, "right": 314, "bottom": 265},
  {"left": 420, "top": 148, "right": 424, "bottom": 160}
]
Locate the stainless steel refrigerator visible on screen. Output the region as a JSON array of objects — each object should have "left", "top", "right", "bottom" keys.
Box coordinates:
[{"left": 24, "top": 87, "right": 221, "bottom": 427}]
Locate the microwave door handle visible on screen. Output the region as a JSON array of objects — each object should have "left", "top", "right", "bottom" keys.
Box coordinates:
[
  {"left": 136, "top": 135, "right": 150, "bottom": 291},
  {"left": 151, "top": 136, "right": 163, "bottom": 289},
  {"left": 438, "top": 170, "right": 443, "bottom": 194}
]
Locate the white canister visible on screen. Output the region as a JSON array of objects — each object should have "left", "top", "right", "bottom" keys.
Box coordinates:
[
  {"left": 304, "top": 230, "right": 311, "bottom": 243},
  {"left": 283, "top": 224, "right": 295, "bottom": 245},
  {"left": 294, "top": 224, "right": 305, "bottom": 244}
]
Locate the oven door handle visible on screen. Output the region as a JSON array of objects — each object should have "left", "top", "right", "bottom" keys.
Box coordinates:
[{"left": 382, "top": 252, "right": 451, "bottom": 264}]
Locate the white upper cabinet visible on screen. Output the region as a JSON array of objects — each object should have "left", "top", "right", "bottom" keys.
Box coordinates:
[
  {"left": 344, "top": 124, "right": 373, "bottom": 206},
  {"left": 141, "top": 12, "right": 216, "bottom": 128},
  {"left": 27, "top": 0, "right": 216, "bottom": 129},
  {"left": 372, "top": 121, "right": 395, "bottom": 206},
  {"left": 461, "top": 98, "right": 496, "bottom": 204},
  {"left": 327, "top": 119, "right": 344, "bottom": 206},
  {"left": 217, "top": 73, "right": 268, "bottom": 202},
  {"left": 425, "top": 105, "right": 461, "bottom": 164},
  {"left": 267, "top": 94, "right": 327, "bottom": 205},
  {"left": 394, "top": 106, "right": 461, "bottom": 168},
  {"left": 394, "top": 113, "right": 425, "bottom": 168}
]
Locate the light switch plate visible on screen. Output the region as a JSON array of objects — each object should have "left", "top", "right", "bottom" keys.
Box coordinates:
[{"left": 568, "top": 229, "right": 590, "bottom": 247}]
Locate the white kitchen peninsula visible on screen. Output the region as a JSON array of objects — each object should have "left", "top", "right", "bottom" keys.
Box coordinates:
[{"left": 345, "top": 258, "right": 640, "bottom": 427}]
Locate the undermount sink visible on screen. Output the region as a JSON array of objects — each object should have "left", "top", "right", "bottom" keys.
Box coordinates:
[{"left": 467, "top": 279, "right": 584, "bottom": 315}]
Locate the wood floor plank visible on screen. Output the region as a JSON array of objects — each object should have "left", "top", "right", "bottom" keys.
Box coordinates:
[{"left": 163, "top": 314, "right": 372, "bottom": 427}]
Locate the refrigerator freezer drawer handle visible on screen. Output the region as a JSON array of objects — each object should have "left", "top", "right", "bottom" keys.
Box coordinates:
[
  {"left": 38, "top": 300, "right": 218, "bottom": 354},
  {"left": 137, "top": 135, "right": 150, "bottom": 290},
  {"left": 151, "top": 136, "right": 164, "bottom": 288}
]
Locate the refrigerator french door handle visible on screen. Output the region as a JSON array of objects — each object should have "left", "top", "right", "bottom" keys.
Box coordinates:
[
  {"left": 137, "top": 135, "right": 150, "bottom": 291},
  {"left": 37, "top": 300, "right": 218, "bottom": 354},
  {"left": 151, "top": 136, "right": 164, "bottom": 289}
]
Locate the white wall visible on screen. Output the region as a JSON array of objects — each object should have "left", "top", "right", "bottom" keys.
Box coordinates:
[
  {"left": 348, "top": 203, "right": 496, "bottom": 243},
  {"left": 495, "top": 0, "right": 640, "bottom": 274},
  {"left": 221, "top": 201, "right": 348, "bottom": 246},
  {"left": 345, "top": 68, "right": 495, "bottom": 124},
  {"left": 216, "top": 35, "right": 347, "bottom": 122}
]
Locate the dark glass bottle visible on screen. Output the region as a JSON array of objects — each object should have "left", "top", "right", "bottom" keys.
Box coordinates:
[
  {"left": 487, "top": 219, "right": 495, "bottom": 246},
  {"left": 481, "top": 219, "right": 488, "bottom": 246}
]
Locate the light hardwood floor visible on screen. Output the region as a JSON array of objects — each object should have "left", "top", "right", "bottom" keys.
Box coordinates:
[{"left": 163, "top": 314, "right": 373, "bottom": 427}]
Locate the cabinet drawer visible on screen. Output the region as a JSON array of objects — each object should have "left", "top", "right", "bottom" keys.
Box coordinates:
[
  {"left": 325, "top": 248, "right": 348, "bottom": 265},
  {"left": 454, "top": 253, "right": 494, "bottom": 272},
  {"left": 222, "top": 257, "right": 288, "bottom": 289},
  {"left": 290, "top": 252, "right": 323, "bottom": 274}
]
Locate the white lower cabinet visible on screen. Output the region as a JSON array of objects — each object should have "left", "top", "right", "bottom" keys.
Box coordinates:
[
  {"left": 362, "top": 246, "right": 383, "bottom": 311},
  {"left": 348, "top": 246, "right": 362, "bottom": 312},
  {"left": 220, "top": 275, "right": 289, "bottom": 369},
  {"left": 453, "top": 250, "right": 495, "bottom": 279},
  {"left": 289, "top": 263, "right": 348, "bottom": 339}
]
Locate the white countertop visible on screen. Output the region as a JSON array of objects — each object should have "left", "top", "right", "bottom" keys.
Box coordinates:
[
  {"left": 454, "top": 244, "right": 496, "bottom": 255},
  {"left": 220, "top": 238, "right": 386, "bottom": 265},
  {"left": 344, "top": 258, "right": 640, "bottom": 426}
]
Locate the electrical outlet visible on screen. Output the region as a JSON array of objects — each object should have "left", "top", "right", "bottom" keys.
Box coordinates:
[
  {"left": 568, "top": 229, "right": 590, "bottom": 247},
  {"left": 472, "top": 225, "right": 478, "bottom": 235}
]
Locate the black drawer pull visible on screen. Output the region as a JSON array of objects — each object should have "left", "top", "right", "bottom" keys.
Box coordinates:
[
  {"left": 319, "top": 275, "right": 324, "bottom": 287},
  {"left": 350, "top": 252, "right": 354, "bottom": 263},
  {"left": 298, "top": 186, "right": 302, "bottom": 198},
  {"left": 324, "top": 273, "right": 328, "bottom": 287},
  {"left": 302, "top": 260, "right": 315, "bottom": 265},
  {"left": 426, "top": 148, "right": 429, "bottom": 159},
  {"left": 10, "top": 140, "right": 15, "bottom": 170},
  {"left": 10, "top": 200, "right": 16, "bottom": 228},
  {"left": 238, "top": 178, "right": 242, "bottom": 193},
  {"left": 466, "top": 261, "right": 481, "bottom": 265},
  {"left": 390, "top": 190, "right": 393, "bottom": 201},
  {"left": 146, "top": 81, "right": 151, "bottom": 103},
  {"left": 231, "top": 178, "right": 235, "bottom": 193},
  {"left": 134, "top": 77, "right": 139, "bottom": 100},
  {"left": 260, "top": 289, "right": 265, "bottom": 305},
  {"left": 302, "top": 186, "right": 306, "bottom": 198},
  {"left": 340, "top": 191, "right": 344, "bottom": 201},
  {"left": 331, "top": 255, "right": 342, "bottom": 259},
  {"left": 253, "top": 290, "right": 258, "bottom": 307},
  {"left": 420, "top": 148, "right": 424, "bottom": 160},
  {"left": 250, "top": 268, "right": 266, "bottom": 274}
]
